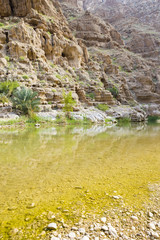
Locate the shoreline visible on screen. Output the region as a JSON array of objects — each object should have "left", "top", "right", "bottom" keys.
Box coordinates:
[
  {"left": 1, "top": 104, "right": 160, "bottom": 130},
  {"left": 0, "top": 114, "right": 159, "bottom": 131}
]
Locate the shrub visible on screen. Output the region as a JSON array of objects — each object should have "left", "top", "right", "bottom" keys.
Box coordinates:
[
  {"left": 118, "top": 117, "right": 131, "bottom": 126},
  {"left": 19, "top": 56, "right": 25, "bottom": 61},
  {"left": 86, "top": 92, "right": 95, "bottom": 100},
  {"left": 50, "top": 63, "right": 56, "bottom": 68},
  {"left": 0, "top": 22, "right": 4, "bottom": 27},
  {"left": 56, "top": 74, "right": 61, "bottom": 80},
  {"left": 22, "top": 75, "right": 29, "bottom": 80},
  {"left": 55, "top": 114, "right": 66, "bottom": 124},
  {"left": 0, "top": 81, "right": 19, "bottom": 96},
  {"left": 12, "top": 87, "right": 40, "bottom": 115},
  {"left": 105, "top": 118, "right": 113, "bottom": 124},
  {"left": 148, "top": 116, "right": 160, "bottom": 123},
  {"left": 0, "top": 93, "right": 9, "bottom": 104},
  {"left": 69, "top": 16, "right": 76, "bottom": 21},
  {"left": 108, "top": 86, "right": 119, "bottom": 98},
  {"left": 40, "top": 80, "right": 46, "bottom": 84},
  {"left": 96, "top": 104, "right": 109, "bottom": 111},
  {"left": 5, "top": 56, "right": 10, "bottom": 62},
  {"left": 27, "top": 112, "right": 41, "bottom": 123},
  {"left": 62, "top": 91, "right": 76, "bottom": 118}
]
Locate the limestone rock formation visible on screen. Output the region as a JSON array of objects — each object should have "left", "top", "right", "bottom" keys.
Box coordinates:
[
  {"left": 0, "top": 0, "right": 63, "bottom": 17},
  {"left": 59, "top": 0, "right": 160, "bottom": 115},
  {"left": 70, "top": 11, "right": 124, "bottom": 48},
  {"left": 0, "top": 0, "right": 85, "bottom": 68},
  {"left": 70, "top": 0, "right": 160, "bottom": 31},
  {"left": 63, "top": 0, "right": 160, "bottom": 61},
  {"left": 58, "top": 0, "right": 84, "bottom": 9},
  {"left": 0, "top": 0, "right": 160, "bottom": 121}
]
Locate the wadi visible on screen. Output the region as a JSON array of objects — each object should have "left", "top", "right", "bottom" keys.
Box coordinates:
[{"left": 0, "top": 0, "right": 160, "bottom": 239}]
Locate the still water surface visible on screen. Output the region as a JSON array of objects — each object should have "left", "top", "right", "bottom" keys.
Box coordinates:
[{"left": 0, "top": 124, "right": 160, "bottom": 235}]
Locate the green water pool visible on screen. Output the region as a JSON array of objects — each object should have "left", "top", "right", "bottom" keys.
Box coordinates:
[{"left": 0, "top": 124, "right": 160, "bottom": 238}]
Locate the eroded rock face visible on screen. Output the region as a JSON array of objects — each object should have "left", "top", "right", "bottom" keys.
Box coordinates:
[
  {"left": 58, "top": 0, "right": 84, "bottom": 9},
  {"left": 0, "top": 0, "right": 35, "bottom": 17},
  {"left": 63, "top": 0, "right": 160, "bottom": 60},
  {"left": 128, "top": 74, "right": 160, "bottom": 104},
  {"left": 0, "top": 0, "right": 160, "bottom": 120},
  {"left": 120, "top": 0, "right": 160, "bottom": 31},
  {"left": 0, "top": 1, "right": 84, "bottom": 68},
  {"left": 70, "top": 11, "right": 124, "bottom": 48},
  {"left": 0, "top": 0, "right": 62, "bottom": 17},
  {"left": 106, "top": 105, "right": 147, "bottom": 122},
  {"left": 0, "top": 0, "right": 87, "bottom": 112},
  {"left": 75, "top": 0, "right": 160, "bottom": 30},
  {"left": 62, "top": 44, "right": 83, "bottom": 68}
]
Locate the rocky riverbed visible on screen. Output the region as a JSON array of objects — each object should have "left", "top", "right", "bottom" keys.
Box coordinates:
[{"left": 8, "top": 183, "right": 160, "bottom": 240}]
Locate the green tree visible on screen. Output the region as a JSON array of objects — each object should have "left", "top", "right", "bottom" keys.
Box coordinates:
[
  {"left": 12, "top": 87, "right": 40, "bottom": 115},
  {"left": 108, "top": 86, "right": 119, "bottom": 98},
  {"left": 62, "top": 91, "right": 76, "bottom": 118},
  {"left": 0, "top": 80, "right": 19, "bottom": 96}
]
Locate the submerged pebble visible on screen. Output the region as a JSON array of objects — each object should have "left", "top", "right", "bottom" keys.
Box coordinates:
[
  {"left": 100, "top": 217, "right": 106, "bottom": 223},
  {"left": 47, "top": 223, "right": 57, "bottom": 230},
  {"left": 148, "top": 212, "right": 153, "bottom": 218},
  {"left": 108, "top": 223, "right": 118, "bottom": 238},
  {"left": 27, "top": 203, "right": 35, "bottom": 209},
  {"left": 79, "top": 228, "right": 85, "bottom": 234},
  {"left": 72, "top": 227, "right": 78, "bottom": 231},
  {"left": 68, "top": 231, "right": 76, "bottom": 238},
  {"left": 113, "top": 196, "right": 120, "bottom": 200},
  {"left": 51, "top": 237, "right": 60, "bottom": 240},
  {"left": 101, "top": 225, "right": 108, "bottom": 231},
  {"left": 81, "top": 237, "right": 89, "bottom": 240},
  {"left": 131, "top": 216, "right": 138, "bottom": 221},
  {"left": 148, "top": 222, "right": 156, "bottom": 230},
  {"left": 151, "top": 231, "right": 159, "bottom": 239},
  {"left": 50, "top": 237, "right": 60, "bottom": 240}
]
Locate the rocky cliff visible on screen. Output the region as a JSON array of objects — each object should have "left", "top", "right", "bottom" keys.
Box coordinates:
[
  {"left": 0, "top": 0, "right": 86, "bottom": 109},
  {"left": 68, "top": 0, "right": 160, "bottom": 60},
  {"left": 70, "top": 11, "right": 123, "bottom": 48},
  {"left": 0, "top": 0, "right": 160, "bottom": 122}
]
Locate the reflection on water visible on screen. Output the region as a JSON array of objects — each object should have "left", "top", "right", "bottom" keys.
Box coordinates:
[{"left": 0, "top": 123, "right": 160, "bottom": 234}]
